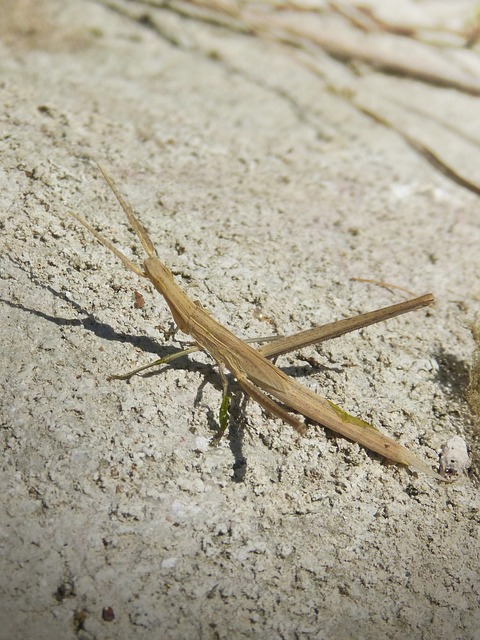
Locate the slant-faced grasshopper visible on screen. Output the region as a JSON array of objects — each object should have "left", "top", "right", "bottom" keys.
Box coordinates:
[{"left": 69, "top": 166, "right": 443, "bottom": 481}]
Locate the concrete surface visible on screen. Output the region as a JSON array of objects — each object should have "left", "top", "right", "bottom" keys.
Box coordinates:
[{"left": 1, "top": 1, "right": 479, "bottom": 639}]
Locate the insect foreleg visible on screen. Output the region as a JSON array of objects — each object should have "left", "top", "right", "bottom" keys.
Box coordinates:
[{"left": 108, "top": 346, "right": 201, "bottom": 380}]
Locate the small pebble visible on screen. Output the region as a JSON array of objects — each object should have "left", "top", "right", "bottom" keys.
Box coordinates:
[
  {"left": 439, "top": 436, "right": 469, "bottom": 480},
  {"left": 193, "top": 436, "right": 210, "bottom": 453}
]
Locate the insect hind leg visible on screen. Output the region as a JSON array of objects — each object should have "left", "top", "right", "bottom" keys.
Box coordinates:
[{"left": 238, "top": 376, "right": 306, "bottom": 435}]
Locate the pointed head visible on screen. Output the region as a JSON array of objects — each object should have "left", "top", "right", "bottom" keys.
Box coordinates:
[{"left": 144, "top": 257, "right": 174, "bottom": 295}]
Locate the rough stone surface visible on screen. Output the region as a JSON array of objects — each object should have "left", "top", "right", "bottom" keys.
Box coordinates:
[{"left": 1, "top": 1, "right": 479, "bottom": 639}]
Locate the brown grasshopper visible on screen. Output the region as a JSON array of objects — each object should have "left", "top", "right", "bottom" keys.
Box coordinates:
[{"left": 68, "top": 166, "right": 443, "bottom": 481}]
